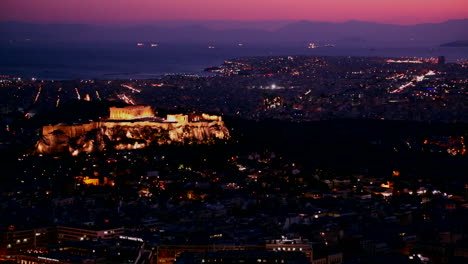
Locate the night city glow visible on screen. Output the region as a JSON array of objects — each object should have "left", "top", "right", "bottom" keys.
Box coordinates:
[{"left": 1, "top": 0, "right": 468, "bottom": 263}]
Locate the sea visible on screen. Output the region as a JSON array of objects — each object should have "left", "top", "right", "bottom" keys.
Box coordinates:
[{"left": 1, "top": 42, "right": 467, "bottom": 80}]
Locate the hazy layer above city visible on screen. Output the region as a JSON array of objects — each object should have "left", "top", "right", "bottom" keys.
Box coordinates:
[{"left": 1, "top": 19, "right": 468, "bottom": 45}]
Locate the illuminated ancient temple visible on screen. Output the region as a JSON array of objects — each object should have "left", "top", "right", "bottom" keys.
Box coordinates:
[{"left": 109, "top": 106, "right": 155, "bottom": 120}]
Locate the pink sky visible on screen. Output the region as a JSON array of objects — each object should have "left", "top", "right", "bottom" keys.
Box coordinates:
[{"left": 2, "top": 0, "right": 467, "bottom": 25}]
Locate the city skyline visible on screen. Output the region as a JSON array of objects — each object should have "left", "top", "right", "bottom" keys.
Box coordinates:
[
  {"left": 2, "top": 0, "right": 468, "bottom": 25},
  {"left": 1, "top": 1, "right": 468, "bottom": 263}
]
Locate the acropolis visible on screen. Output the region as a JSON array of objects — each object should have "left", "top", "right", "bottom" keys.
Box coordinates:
[{"left": 36, "top": 105, "right": 230, "bottom": 155}]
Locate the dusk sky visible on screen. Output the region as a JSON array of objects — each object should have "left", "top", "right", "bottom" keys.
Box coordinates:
[{"left": 2, "top": 0, "right": 468, "bottom": 25}]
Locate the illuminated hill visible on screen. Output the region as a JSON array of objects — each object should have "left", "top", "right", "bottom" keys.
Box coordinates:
[{"left": 36, "top": 105, "right": 230, "bottom": 155}]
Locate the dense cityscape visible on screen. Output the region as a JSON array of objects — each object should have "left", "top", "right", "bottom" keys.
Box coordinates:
[
  {"left": 0, "top": 53, "right": 467, "bottom": 264},
  {"left": 2, "top": 56, "right": 467, "bottom": 123}
]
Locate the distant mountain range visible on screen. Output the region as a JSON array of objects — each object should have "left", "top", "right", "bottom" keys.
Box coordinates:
[
  {"left": 440, "top": 40, "right": 468, "bottom": 47},
  {"left": 1, "top": 19, "right": 468, "bottom": 45}
]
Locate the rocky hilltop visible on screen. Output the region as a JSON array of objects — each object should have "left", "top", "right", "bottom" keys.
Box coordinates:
[{"left": 36, "top": 106, "right": 230, "bottom": 155}]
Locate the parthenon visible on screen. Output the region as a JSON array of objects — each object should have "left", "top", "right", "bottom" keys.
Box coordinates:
[{"left": 109, "top": 105, "right": 155, "bottom": 120}]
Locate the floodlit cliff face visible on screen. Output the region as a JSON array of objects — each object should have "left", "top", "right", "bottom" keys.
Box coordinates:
[{"left": 36, "top": 119, "right": 230, "bottom": 155}]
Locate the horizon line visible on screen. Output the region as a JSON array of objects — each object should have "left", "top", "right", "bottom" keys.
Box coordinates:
[{"left": 1, "top": 18, "right": 467, "bottom": 27}]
